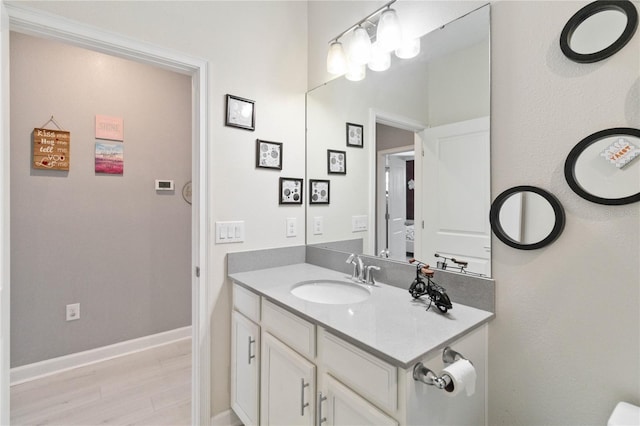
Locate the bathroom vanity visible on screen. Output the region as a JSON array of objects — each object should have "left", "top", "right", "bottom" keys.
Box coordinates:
[{"left": 229, "top": 263, "right": 493, "bottom": 426}]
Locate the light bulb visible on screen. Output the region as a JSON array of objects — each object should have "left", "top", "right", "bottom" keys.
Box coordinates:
[
  {"left": 395, "top": 37, "right": 420, "bottom": 59},
  {"left": 345, "top": 62, "right": 366, "bottom": 81},
  {"left": 349, "top": 26, "right": 372, "bottom": 65},
  {"left": 376, "top": 8, "right": 402, "bottom": 52},
  {"left": 327, "top": 41, "right": 347, "bottom": 75},
  {"left": 368, "top": 43, "right": 390, "bottom": 71}
]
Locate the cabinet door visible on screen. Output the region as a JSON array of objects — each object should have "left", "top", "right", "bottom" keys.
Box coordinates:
[
  {"left": 322, "top": 375, "right": 398, "bottom": 426},
  {"left": 261, "top": 332, "right": 316, "bottom": 426},
  {"left": 231, "top": 311, "right": 260, "bottom": 426}
]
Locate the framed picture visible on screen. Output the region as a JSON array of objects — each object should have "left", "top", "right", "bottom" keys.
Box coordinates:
[
  {"left": 327, "top": 149, "right": 346, "bottom": 175},
  {"left": 309, "top": 179, "right": 330, "bottom": 205},
  {"left": 256, "top": 139, "right": 283, "bottom": 170},
  {"left": 279, "top": 177, "right": 303, "bottom": 205},
  {"left": 225, "top": 94, "right": 255, "bottom": 131},
  {"left": 346, "top": 122, "right": 363, "bottom": 147}
]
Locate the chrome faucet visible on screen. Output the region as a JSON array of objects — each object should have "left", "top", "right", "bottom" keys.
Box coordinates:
[
  {"left": 364, "top": 265, "right": 381, "bottom": 285},
  {"left": 346, "top": 253, "right": 364, "bottom": 282},
  {"left": 346, "top": 254, "right": 381, "bottom": 285}
]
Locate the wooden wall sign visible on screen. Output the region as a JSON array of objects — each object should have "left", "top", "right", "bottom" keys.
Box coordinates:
[{"left": 33, "top": 128, "right": 70, "bottom": 171}]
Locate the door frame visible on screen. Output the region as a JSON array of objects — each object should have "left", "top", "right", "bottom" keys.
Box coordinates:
[
  {"left": 368, "top": 109, "right": 426, "bottom": 256},
  {"left": 375, "top": 145, "right": 415, "bottom": 258},
  {"left": 0, "top": 4, "right": 211, "bottom": 425}
]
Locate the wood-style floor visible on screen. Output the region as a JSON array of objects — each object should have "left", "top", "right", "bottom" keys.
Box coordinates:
[{"left": 10, "top": 338, "right": 191, "bottom": 426}]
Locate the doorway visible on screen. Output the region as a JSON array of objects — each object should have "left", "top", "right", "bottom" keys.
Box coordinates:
[
  {"left": 376, "top": 146, "right": 415, "bottom": 261},
  {"left": 0, "top": 4, "right": 211, "bottom": 424}
]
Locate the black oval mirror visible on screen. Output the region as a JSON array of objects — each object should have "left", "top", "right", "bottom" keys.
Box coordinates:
[
  {"left": 490, "top": 186, "right": 566, "bottom": 250},
  {"left": 564, "top": 128, "right": 640, "bottom": 205},
  {"left": 560, "top": 0, "right": 638, "bottom": 63}
]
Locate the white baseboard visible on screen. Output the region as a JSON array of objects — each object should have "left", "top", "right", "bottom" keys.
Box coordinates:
[
  {"left": 212, "top": 409, "right": 242, "bottom": 426},
  {"left": 10, "top": 325, "right": 192, "bottom": 385}
]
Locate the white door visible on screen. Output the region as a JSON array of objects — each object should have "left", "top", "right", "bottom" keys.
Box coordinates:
[
  {"left": 0, "top": 4, "right": 10, "bottom": 424},
  {"left": 323, "top": 375, "right": 398, "bottom": 426},
  {"left": 231, "top": 311, "right": 260, "bottom": 426},
  {"left": 261, "top": 332, "right": 315, "bottom": 426},
  {"left": 421, "top": 117, "right": 491, "bottom": 276},
  {"left": 387, "top": 156, "right": 407, "bottom": 260}
]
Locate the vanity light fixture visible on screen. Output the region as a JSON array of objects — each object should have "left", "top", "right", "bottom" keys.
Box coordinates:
[
  {"left": 376, "top": 6, "right": 402, "bottom": 52},
  {"left": 326, "top": 0, "right": 420, "bottom": 80},
  {"left": 326, "top": 40, "right": 348, "bottom": 75}
]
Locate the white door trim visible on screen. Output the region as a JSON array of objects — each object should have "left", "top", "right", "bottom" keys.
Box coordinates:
[
  {"left": 0, "top": 4, "right": 211, "bottom": 424},
  {"left": 369, "top": 109, "right": 426, "bottom": 256}
]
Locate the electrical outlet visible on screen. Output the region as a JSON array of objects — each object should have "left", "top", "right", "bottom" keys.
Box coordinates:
[
  {"left": 313, "top": 216, "right": 323, "bottom": 235},
  {"left": 286, "top": 217, "right": 297, "bottom": 237},
  {"left": 66, "top": 303, "right": 80, "bottom": 321}
]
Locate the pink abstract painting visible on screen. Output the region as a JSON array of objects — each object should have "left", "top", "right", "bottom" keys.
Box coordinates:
[{"left": 95, "top": 141, "right": 124, "bottom": 175}]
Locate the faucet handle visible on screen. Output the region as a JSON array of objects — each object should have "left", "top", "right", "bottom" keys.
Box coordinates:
[
  {"left": 346, "top": 253, "right": 356, "bottom": 264},
  {"left": 364, "top": 265, "right": 381, "bottom": 285}
]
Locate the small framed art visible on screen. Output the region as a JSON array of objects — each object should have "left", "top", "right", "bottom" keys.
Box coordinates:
[
  {"left": 346, "top": 122, "right": 363, "bottom": 147},
  {"left": 256, "top": 139, "right": 283, "bottom": 170},
  {"left": 309, "top": 179, "right": 330, "bottom": 205},
  {"left": 327, "top": 149, "right": 346, "bottom": 175},
  {"left": 279, "top": 177, "right": 303, "bottom": 205},
  {"left": 225, "top": 94, "right": 255, "bottom": 131}
]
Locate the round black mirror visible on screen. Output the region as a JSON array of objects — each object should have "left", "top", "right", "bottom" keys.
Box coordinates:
[
  {"left": 490, "top": 186, "right": 566, "bottom": 250},
  {"left": 564, "top": 128, "right": 640, "bottom": 205},
  {"left": 560, "top": 0, "right": 638, "bottom": 63}
]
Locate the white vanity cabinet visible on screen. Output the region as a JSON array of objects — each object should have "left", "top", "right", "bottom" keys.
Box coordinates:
[
  {"left": 321, "top": 374, "right": 398, "bottom": 426},
  {"left": 231, "top": 311, "right": 260, "bottom": 426},
  {"left": 231, "top": 282, "right": 488, "bottom": 426},
  {"left": 261, "top": 332, "right": 316, "bottom": 426},
  {"left": 231, "top": 285, "right": 261, "bottom": 426}
]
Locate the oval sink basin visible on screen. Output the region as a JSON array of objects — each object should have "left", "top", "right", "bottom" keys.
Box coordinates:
[{"left": 290, "top": 280, "right": 371, "bottom": 305}]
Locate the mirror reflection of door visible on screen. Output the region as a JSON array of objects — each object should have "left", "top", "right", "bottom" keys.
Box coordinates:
[
  {"left": 421, "top": 117, "right": 491, "bottom": 276},
  {"left": 376, "top": 123, "right": 415, "bottom": 261}
]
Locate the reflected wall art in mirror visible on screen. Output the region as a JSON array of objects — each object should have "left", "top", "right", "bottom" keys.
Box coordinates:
[{"left": 560, "top": 0, "right": 638, "bottom": 63}]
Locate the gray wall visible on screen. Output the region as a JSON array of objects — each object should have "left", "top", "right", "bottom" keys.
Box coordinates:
[{"left": 10, "top": 33, "right": 192, "bottom": 367}]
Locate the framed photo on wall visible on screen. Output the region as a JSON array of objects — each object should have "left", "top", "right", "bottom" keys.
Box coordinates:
[
  {"left": 225, "top": 94, "right": 255, "bottom": 131},
  {"left": 256, "top": 139, "right": 283, "bottom": 170},
  {"left": 309, "top": 179, "right": 330, "bottom": 205},
  {"left": 327, "top": 149, "right": 346, "bottom": 175},
  {"left": 346, "top": 122, "right": 363, "bottom": 148},
  {"left": 279, "top": 177, "right": 303, "bottom": 205}
]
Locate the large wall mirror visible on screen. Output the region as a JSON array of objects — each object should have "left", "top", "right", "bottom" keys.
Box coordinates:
[{"left": 306, "top": 4, "right": 491, "bottom": 276}]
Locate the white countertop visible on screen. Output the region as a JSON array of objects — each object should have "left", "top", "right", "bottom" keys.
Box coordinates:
[{"left": 229, "top": 263, "right": 494, "bottom": 369}]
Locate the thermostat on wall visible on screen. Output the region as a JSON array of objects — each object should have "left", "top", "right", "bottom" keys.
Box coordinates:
[{"left": 155, "top": 179, "right": 175, "bottom": 191}]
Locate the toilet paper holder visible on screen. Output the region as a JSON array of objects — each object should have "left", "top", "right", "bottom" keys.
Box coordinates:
[{"left": 412, "top": 346, "right": 471, "bottom": 389}]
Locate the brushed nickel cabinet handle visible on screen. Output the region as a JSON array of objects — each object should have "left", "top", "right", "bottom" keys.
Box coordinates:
[
  {"left": 300, "top": 379, "right": 310, "bottom": 416},
  {"left": 248, "top": 337, "right": 256, "bottom": 364}
]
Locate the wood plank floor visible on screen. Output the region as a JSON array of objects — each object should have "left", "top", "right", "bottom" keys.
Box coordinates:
[{"left": 10, "top": 338, "right": 191, "bottom": 426}]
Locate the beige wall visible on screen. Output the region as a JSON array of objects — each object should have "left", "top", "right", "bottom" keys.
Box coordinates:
[
  {"left": 10, "top": 32, "right": 192, "bottom": 367},
  {"left": 309, "top": 1, "right": 639, "bottom": 425}
]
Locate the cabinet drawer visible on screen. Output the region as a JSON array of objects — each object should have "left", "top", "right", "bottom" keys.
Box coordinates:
[
  {"left": 261, "top": 299, "right": 315, "bottom": 360},
  {"left": 321, "top": 331, "right": 397, "bottom": 413},
  {"left": 233, "top": 283, "right": 260, "bottom": 323}
]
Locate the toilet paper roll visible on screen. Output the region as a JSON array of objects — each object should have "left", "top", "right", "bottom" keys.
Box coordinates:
[{"left": 441, "top": 359, "right": 476, "bottom": 397}]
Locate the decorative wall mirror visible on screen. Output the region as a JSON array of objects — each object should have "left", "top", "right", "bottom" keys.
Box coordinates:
[
  {"left": 560, "top": 0, "right": 638, "bottom": 63},
  {"left": 490, "top": 186, "right": 566, "bottom": 250},
  {"left": 564, "top": 127, "right": 640, "bottom": 205}
]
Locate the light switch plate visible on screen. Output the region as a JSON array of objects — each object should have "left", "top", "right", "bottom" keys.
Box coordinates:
[
  {"left": 352, "top": 215, "right": 368, "bottom": 232},
  {"left": 215, "top": 221, "right": 245, "bottom": 243}
]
